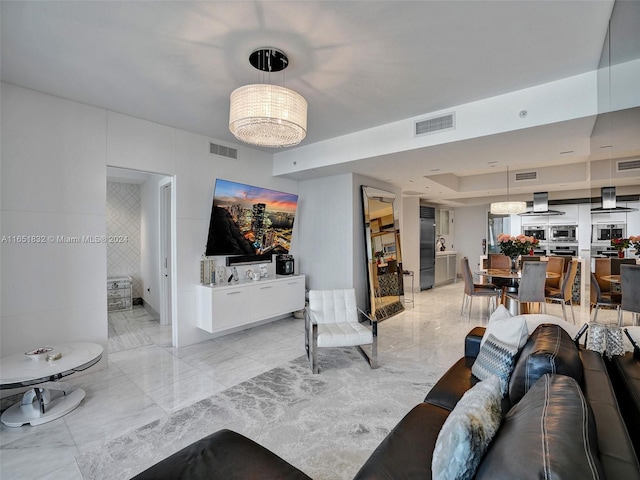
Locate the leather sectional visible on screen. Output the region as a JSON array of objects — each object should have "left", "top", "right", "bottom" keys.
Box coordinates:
[{"left": 132, "top": 324, "right": 640, "bottom": 479}]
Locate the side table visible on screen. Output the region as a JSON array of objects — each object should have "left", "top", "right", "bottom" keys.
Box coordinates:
[{"left": 1, "top": 342, "right": 103, "bottom": 427}]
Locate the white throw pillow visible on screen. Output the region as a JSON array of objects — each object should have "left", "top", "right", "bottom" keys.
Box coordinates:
[
  {"left": 481, "top": 305, "right": 528, "bottom": 350},
  {"left": 432, "top": 376, "right": 503, "bottom": 480}
]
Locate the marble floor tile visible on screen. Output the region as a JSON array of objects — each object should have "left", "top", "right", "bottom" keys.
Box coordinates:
[{"left": 1, "top": 282, "right": 597, "bottom": 480}]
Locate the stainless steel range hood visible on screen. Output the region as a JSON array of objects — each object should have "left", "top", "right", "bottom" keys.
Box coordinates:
[
  {"left": 519, "top": 192, "right": 565, "bottom": 216},
  {"left": 591, "top": 186, "right": 638, "bottom": 214}
]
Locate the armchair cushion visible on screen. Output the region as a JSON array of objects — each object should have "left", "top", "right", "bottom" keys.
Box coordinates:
[{"left": 316, "top": 322, "right": 373, "bottom": 348}]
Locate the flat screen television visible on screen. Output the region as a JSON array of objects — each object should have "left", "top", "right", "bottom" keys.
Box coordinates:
[{"left": 205, "top": 179, "right": 298, "bottom": 257}]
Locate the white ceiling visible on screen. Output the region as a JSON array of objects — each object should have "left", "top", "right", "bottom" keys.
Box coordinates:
[{"left": 2, "top": 1, "right": 639, "bottom": 204}]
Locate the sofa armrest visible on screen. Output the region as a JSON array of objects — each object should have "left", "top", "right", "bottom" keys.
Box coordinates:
[
  {"left": 465, "top": 327, "right": 485, "bottom": 358},
  {"left": 131, "top": 429, "right": 312, "bottom": 480}
]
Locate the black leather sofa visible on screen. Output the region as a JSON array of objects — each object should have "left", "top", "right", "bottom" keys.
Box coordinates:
[{"left": 132, "top": 324, "right": 640, "bottom": 480}]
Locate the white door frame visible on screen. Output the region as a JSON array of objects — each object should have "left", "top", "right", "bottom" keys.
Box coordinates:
[{"left": 159, "top": 177, "right": 177, "bottom": 346}]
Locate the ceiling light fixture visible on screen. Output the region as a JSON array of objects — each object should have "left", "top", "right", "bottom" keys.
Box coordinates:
[
  {"left": 229, "top": 48, "right": 307, "bottom": 148},
  {"left": 490, "top": 166, "right": 527, "bottom": 215}
]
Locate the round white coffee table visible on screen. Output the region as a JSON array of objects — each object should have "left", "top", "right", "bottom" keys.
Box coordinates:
[{"left": 0, "top": 342, "right": 103, "bottom": 427}]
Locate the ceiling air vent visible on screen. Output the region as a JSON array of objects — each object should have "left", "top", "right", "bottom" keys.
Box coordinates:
[
  {"left": 617, "top": 158, "right": 640, "bottom": 172},
  {"left": 515, "top": 171, "right": 537, "bottom": 182},
  {"left": 415, "top": 113, "right": 455, "bottom": 137},
  {"left": 210, "top": 142, "right": 238, "bottom": 160}
]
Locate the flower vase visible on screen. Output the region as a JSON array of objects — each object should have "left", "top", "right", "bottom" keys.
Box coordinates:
[
  {"left": 510, "top": 257, "right": 518, "bottom": 273},
  {"left": 618, "top": 250, "right": 625, "bottom": 259}
]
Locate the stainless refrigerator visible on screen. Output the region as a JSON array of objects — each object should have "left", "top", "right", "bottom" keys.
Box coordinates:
[{"left": 419, "top": 207, "right": 435, "bottom": 290}]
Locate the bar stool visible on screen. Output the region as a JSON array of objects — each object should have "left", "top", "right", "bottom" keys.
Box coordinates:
[{"left": 402, "top": 270, "right": 414, "bottom": 305}]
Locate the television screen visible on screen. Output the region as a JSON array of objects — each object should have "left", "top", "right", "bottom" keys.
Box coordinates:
[{"left": 205, "top": 179, "right": 298, "bottom": 256}]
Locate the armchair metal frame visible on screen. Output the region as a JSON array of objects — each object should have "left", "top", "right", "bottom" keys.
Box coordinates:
[{"left": 305, "top": 290, "right": 378, "bottom": 374}]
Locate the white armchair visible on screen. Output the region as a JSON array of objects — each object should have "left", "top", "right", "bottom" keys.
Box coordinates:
[{"left": 305, "top": 289, "right": 378, "bottom": 374}]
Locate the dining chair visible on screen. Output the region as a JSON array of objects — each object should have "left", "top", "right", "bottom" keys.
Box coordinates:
[
  {"left": 505, "top": 262, "right": 547, "bottom": 315},
  {"left": 544, "top": 256, "right": 565, "bottom": 295},
  {"left": 594, "top": 258, "right": 613, "bottom": 300},
  {"left": 611, "top": 258, "right": 636, "bottom": 302},
  {"left": 617, "top": 265, "right": 640, "bottom": 327},
  {"left": 545, "top": 259, "right": 578, "bottom": 323},
  {"left": 520, "top": 255, "right": 541, "bottom": 264},
  {"left": 590, "top": 273, "right": 620, "bottom": 322},
  {"left": 460, "top": 257, "right": 500, "bottom": 320},
  {"left": 488, "top": 253, "right": 511, "bottom": 292}
]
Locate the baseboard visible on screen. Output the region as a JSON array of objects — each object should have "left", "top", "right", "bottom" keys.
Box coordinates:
[{"left": 142, "top": 301, "right": 160, "bottom": 321}]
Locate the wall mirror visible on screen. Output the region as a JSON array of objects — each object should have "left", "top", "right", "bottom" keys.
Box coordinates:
[{"left": 361, "top": 186, "right": 405, "bottom": 320}]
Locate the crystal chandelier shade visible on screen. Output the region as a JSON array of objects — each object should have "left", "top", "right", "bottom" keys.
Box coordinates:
[
  {"left": 490, "top": 166, "right": 527, "bottom": 215},
  {"left": 229, "top": 84, "right": 307, "bottom": 148},
  {"left": 490, "top": 201, "right": 527, "bottom": 215},
  {"left": 228, "top": 48, "right": 307, "bottom": 148}
]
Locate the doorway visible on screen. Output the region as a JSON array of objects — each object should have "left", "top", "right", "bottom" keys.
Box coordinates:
[{"left": 106, "top": 166, "right": 176, "bottom": 348}]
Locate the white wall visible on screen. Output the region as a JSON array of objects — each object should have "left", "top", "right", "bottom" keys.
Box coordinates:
[
  {"left": 296, "top": 173, "right": 401, "bottom": 310},
  {"left": 401, "top": 196, "right": 420, "bottom": 291},
  {"left": 1, "top": 83, "right": 108, "bottom": 361},
  {"left": 453, "top": 205, "right": 490, "bottom": 271},
  {"left": 1, "top": 83, "right": 300, "bottom": 354}
]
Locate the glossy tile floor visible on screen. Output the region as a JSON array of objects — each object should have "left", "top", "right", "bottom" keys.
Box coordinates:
[{"left": 0, "top": 281, "right": 597, "bottom": 480}]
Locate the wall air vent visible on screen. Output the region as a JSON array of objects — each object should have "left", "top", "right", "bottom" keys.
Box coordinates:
[
  {"left": 415, "top": 113, "right": 455, "bottom": 137},
  {"left": 210, "top": 142, "right": 238, "bottom": 159},
  {"left": 617, "top": 158, "right": 640, "bottom": 172},
  {"left": 515, "top": 171, "right": 537, "bottom": 182}
]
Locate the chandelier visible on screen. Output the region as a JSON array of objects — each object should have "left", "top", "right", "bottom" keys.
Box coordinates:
[
  {"left": 229, "top": 48, "right": 307, "bottom": 148},
  {"left": 490, "top": 166, "right": 527, "bottom": 215}
]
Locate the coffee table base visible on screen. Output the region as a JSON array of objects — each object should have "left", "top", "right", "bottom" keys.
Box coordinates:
[{"left": 1, "top": 387, "right": 85, "bottom": 427}]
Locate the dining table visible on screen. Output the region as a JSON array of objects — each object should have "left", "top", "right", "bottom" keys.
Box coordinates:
[{"left": 475, "top": 268, "right": 561, "bottom": 315}]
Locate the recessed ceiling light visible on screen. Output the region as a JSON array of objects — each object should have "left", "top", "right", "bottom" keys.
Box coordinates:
[
  {"left": 559, "top": 150, "right": 574, "bottom": 155},
  {"left": 488, "top": 161, "right": 498, "bottom": 164},
  {"left": 431, "top": 168, "right": 440, "bottom": 172}
]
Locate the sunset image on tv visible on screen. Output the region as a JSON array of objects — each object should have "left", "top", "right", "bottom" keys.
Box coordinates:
[{"left": 205, "top": 179, "right": 298, "bottom": 256}]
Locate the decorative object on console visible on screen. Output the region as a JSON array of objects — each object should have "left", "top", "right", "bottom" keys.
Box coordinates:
[
  {"left": 431, "top": 376, "right": 503, "bottom": 480},
  {"left": 205, "top": 179, "right": 298, "bottom": 258},
  {"left": 229, "top": 47, "right": 307, "bottom": 148}
]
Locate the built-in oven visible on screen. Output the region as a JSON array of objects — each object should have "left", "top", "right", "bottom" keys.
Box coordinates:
[
  {"left": 550, "top": 225, "right": 577, "bottom": 242},
  {"left": 523, "top": 226, "right": 546, "bottom": 241},
  {"left": 549, "top": 245, "right": 577, "bottom": 257},
  {"left": 592, "top": 224, "right": 626, "bottom": 243},
  {"left": 591, "top": 246, "right": 619, "bottom": 258}
]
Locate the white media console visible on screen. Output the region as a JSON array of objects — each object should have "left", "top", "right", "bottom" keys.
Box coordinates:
[{"left": 196, "top": 274, "right": 305, "bottom": 334}]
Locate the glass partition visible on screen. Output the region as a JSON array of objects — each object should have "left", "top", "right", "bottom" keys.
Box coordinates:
[{"left": 361, "top": 186, "right": 405, "bottom": 320}]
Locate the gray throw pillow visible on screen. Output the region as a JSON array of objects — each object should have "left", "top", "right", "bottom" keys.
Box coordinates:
[
  {"left": 431, "top": 376, "right": 503, "bottom": 480},
  {"left": 471, "top": 334, "right": 518, "bottom": 395}
]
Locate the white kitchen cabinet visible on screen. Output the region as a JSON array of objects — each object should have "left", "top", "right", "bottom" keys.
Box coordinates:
[
  {"left": 435, "top": 252, "right": 457, "bottom": 286},
  {"left": 197, "top": 275, "right": 305, "bottom": 334}
]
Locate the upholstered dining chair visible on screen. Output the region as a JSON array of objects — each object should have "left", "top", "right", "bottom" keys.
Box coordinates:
[
  {"left": 545, "top": 259, "right": 578, "bottom": 323},
  {"left": 611, "top": 258, "right": 636, "bottom": 302},
  {"left": 617, "top": 265, "right": 640, "bottom": 327},
  {"left": 488, "top": 253, "right": 511, "bottom": 291},
  {"left": 505, "top": 262, "right": 547, "bottom": 315},
  {"left": 594, "top": 258, "right": 613, "bottom": 300},
  {"left": 305, "top": 289, "right": 377, "bottom": 374},
  {"left": 590, "top": 272, "right": 620, "bottom": 322},
  {"left": 544, "top": 256, "right": 565, "bottom": 295},
  {"left": 460, "top": 257, "right": 500, "bottom": 320}
]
